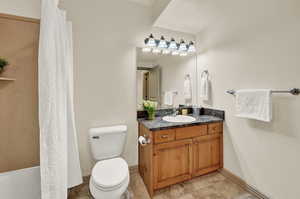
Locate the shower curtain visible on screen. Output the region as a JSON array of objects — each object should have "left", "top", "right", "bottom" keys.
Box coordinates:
[{"left": 38, "top": 0, "right": 82, "bottom": 198}]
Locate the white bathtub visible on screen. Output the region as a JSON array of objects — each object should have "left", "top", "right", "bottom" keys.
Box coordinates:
[{"left": 0, "top": 166, "right": 41, "bottom": 199}]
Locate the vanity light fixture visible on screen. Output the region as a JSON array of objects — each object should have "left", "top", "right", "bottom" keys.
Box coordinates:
[
  {"left": 158, "top": 36, "right": 168, "bottom": 49},
  {"left": 178, "top": 39, "right": 187, "bottom": 52},
  {"left": 142, "top": 34, "right": 196, "bottom": 56}
]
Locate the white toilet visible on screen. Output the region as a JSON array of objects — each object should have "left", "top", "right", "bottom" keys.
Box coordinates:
[{"left": 89, "top": 125, "right": 129, "bottom": 199}]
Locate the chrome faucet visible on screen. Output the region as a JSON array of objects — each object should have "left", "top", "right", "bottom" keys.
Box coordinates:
[{"left": 172, "top": 108, "right": 179, "bottom": 117}]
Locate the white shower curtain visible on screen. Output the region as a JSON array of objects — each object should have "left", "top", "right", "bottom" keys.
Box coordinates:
[{"left": 38, "top": 0, "right": 82, "bottom": 198}]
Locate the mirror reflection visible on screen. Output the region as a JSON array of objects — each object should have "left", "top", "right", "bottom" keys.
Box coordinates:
[{"left": 136, "top": 47, "right": 197, "bottom": 110}]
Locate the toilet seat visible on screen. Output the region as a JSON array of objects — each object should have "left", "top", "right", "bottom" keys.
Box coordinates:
[{"left": 91, "top": 158, "right": 129, "bottom": 191}]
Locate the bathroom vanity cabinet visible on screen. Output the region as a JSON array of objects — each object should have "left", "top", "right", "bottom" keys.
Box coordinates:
[{"left": 138, "top": 122, "right": 223, "bottom": 197}]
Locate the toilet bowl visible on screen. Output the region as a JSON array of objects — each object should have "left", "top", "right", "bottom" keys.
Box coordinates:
[
  {"left": 89, "top": 158, "right": 129, "bottom": 199},
  {"left": 88, "top": 125, "right": 129, "bottom": 199}
]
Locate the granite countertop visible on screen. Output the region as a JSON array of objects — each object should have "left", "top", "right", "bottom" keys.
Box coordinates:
[{"left": 138, "top": 114, "right": 223, "bottom": 131}]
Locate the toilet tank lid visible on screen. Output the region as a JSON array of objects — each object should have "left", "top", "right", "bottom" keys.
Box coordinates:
[{"left": 89, "top": 125, "right": 127, "bottom": 136}]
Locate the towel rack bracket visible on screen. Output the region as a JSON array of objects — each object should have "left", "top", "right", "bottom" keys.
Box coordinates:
[{"left": 291, "top": 88, "right": 300, "bottom": 95}]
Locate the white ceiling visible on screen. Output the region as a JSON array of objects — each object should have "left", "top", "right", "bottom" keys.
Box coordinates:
[
  {"left": 154, "top": 0, "right": 300, "bottom": 35},
  {"left": 154, "top": 0, "right": 213, "bottom": 34}
]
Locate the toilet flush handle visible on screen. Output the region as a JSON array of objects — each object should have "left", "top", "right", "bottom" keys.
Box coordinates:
[{"left": 92, "top": 136, "right": 100, "bottom": 139}]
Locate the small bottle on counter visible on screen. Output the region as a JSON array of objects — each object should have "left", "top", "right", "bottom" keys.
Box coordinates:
[{"left": 181, "top": 109, "right": 188, "bottom": 115}]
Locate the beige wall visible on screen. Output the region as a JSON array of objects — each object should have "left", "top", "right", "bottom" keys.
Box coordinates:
[
  {"left": 60, "top": 0, "right": 151, "bottom": 176},
  {"left": 60, "top": 0, "right": 195, "bottom": 176},
  {"left": 0, "top": 0, "right": 40, "bottom": 18},
  {"left": 0, "top": 14, "right": 40, "bottom": 173},
  {"left": 196, "top": 2, "right": 300, "bottom": 198}
]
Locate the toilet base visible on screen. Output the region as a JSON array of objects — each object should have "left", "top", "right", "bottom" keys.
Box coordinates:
[
  {"left": 89, "top": 175, "right": 129, "bottom": 199},
  {"left": 122, "top": 190, "right": 131, "bottom": 199},
  {"left": 90, "top": 190, "right": 131, "bottom": 199}
]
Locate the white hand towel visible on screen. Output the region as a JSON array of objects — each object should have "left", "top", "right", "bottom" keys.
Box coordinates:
[
  {"left": 164, "top": 91, "right": 173, "bottom": 106},
  {"left": 199, "top": 72, "right": 209, "bottom": 101},
  {"left": 184, "top": 77, "right": 192, "bottom": 100},
  {"left": 236, "top": 89, "right": 272, "bottom": 122}
]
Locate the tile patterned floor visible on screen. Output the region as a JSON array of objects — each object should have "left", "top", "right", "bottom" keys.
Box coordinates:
[{"left": 68, "top": 171, "right": 258, "bottom": 199}]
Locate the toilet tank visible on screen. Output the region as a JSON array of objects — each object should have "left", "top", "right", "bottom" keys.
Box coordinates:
[{"left": 89, "top": 125, "right": 127, "bottom": 161}]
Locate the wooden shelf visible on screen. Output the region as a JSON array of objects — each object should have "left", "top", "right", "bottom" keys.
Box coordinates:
[{"left": 0, "top": 77, "right": 16, "bottom": 81}]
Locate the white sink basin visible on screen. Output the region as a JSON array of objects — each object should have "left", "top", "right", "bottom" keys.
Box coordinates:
[{"left": 162, "top": 115, "right": 196, "bottom": 123}]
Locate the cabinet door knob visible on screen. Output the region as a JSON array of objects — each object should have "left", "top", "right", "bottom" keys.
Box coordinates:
[{"left": 161, "top": 135, "right": 168, "bottom": 138}]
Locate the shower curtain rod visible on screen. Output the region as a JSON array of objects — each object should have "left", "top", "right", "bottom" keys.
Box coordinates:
[{"left": 226, "top": 88, "right": 300, "bottom": 96}]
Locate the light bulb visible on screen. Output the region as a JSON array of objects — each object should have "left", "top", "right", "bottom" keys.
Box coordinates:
[
  {"left": 158, "top": 36, "right": 167, "bottom": 49},
  {"left": 168, "top": 38, "right": 177, "bottom": 50},
  {"left": 179, "top": 40, "right": 187, "bottom": 52},
  {"left": 145, "top": 34, "right": 156, "bottom": 47},
  {"left": 188, "top": 41, "right": 196, "bottom": 52}
]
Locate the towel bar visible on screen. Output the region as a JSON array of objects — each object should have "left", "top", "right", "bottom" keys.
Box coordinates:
[{"left": 226, "top": 88, "right": 300, "bottom": 96}]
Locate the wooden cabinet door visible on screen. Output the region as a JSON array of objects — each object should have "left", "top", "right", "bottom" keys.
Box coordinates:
[
  {"left": 211, "top": 136, "right": 221, "bottom": 166},
  {"left": 153, "top": 139, "right": 193, "bottom": 189},
  {"left": 193, "top": 134, "right": 221, "bottom": 177}
]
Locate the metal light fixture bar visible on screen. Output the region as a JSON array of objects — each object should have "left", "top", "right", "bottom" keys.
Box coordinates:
[
  {"left": 143, "top": 34, "right": 196, "bottom": 56},
  {"left": 144, "top": 38, "right": 190, "bottom": 50}
]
